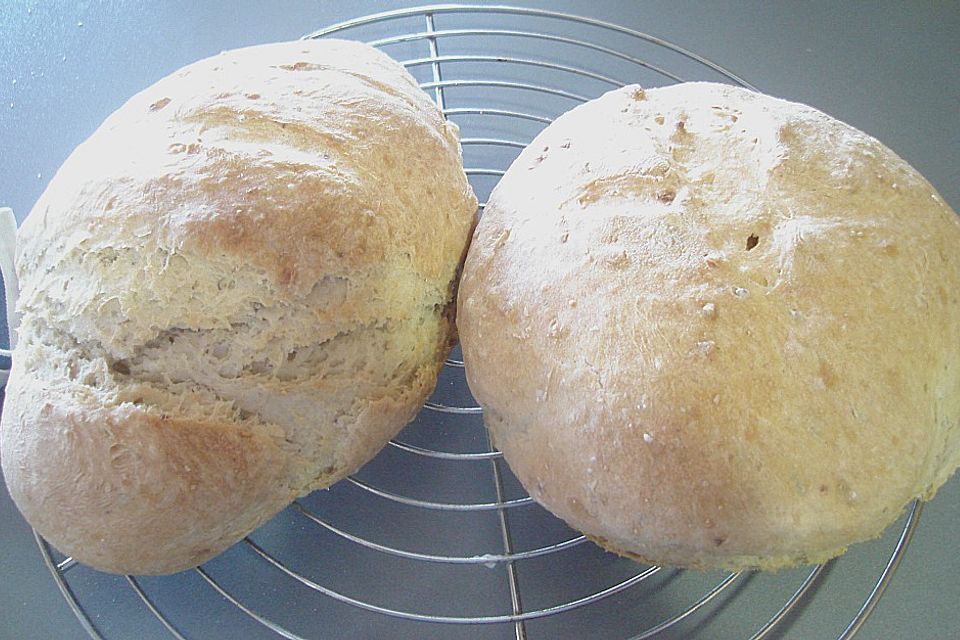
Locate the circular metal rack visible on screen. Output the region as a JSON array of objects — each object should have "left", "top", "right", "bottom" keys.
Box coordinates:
[{"left": 5, "top": 5, "right": 924, "bottom": 640}]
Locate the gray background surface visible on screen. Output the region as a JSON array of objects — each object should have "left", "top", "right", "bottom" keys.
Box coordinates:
[{"left": 1, "top": 1, "right": 958, "bottom": 639}]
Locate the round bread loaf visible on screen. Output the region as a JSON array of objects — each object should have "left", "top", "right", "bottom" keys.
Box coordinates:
[
  {"left": 458, "top": 82, "right": 960, "bottom": 570},
  {"left": 0, "top": 39, "right": 477, "bottom": 574}
]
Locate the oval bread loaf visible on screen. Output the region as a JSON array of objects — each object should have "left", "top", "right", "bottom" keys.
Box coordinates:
[
  {"left": 458, "top": 82, "right": 960, "bottom": 570},
  {"left": 0, "top": 39, "right": 477, "bottom": 575}
]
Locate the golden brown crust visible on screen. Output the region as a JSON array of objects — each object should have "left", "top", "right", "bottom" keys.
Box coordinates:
[
  {"left": 1, "top": 357, "right": 295, "bottom": 575},
  {"left": 19, "top": 40, "right": 472, "bottom": 294},
  {"left": 459, "top": 82, "right": 960, "bottom": 570},
  {"left": 2, "top": 40, "right": 477, "bottom": 575}
]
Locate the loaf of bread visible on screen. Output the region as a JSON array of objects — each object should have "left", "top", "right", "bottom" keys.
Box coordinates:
[
  {"left": 458, "top": 82, "right": 960, "bottom": 570},
  {"left": 0, "top": 40, "right": 477, "bottom": 574}
]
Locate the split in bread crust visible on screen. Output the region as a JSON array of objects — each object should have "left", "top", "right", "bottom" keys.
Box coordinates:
[{"left": 1, "top": 39, "right": 477, "bottom": 575}]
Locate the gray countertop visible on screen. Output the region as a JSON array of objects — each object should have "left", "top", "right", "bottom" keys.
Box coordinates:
[{"left": 1, "top": 2, "right": 958, "bottom": 639}]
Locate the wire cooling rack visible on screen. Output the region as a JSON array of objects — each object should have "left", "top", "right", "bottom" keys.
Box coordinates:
[{"left": 1, "top": 5, "right": 926, "bottom": 639}]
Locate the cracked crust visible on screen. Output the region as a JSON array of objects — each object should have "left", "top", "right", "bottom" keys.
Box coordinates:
[
  {"left": 459, "top": 82, "right": 960, "bottom": 570},
  {"left": 1, "top": 357, "right": 296, "bottom": 575},
  {"left": 1, "top": 39, "right": 477, "bottom": 575}
]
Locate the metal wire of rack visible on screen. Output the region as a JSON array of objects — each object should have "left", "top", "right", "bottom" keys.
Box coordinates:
[{"left": 0, "top": 5, "right": 925, "bottom": 639}]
